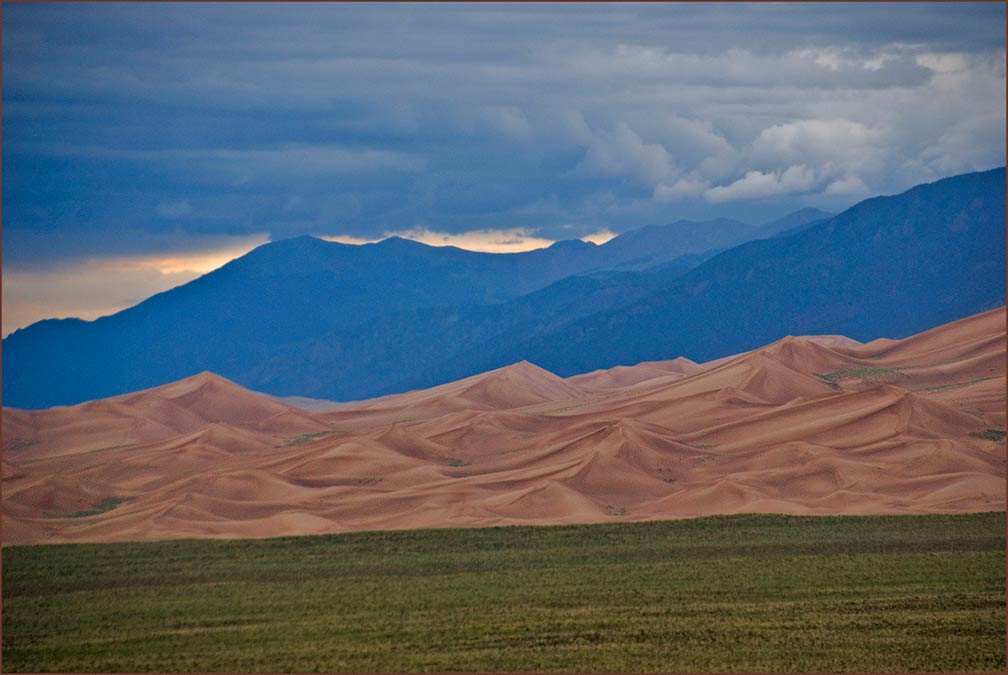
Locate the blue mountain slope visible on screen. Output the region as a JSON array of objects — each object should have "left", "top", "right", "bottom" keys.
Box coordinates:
[
  {"left": 236, "top": 169, "right": 1003, "bottom": 400},
  {"left": 6, "top": 213, "right": 768, "bottom": 407},
  {"left": 238, "top": 254, "right": 710, "bottom": 399},
  {"left": 749, "top": 207, "right": 834, "bottom": 239},
  {"left": 598, "top": 217, "right": 752, "bottom": 270},
  {"left": 513, "top": 167, "right": 1006, "bottom": 374},
  {"left": 0, "top": 235, "right": 588, "bottom": 407},
  {"left": 3, "top": 173, "right": 992, "bottom": 409}
]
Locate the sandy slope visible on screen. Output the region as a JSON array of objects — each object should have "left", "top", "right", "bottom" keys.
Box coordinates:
[
  {"left": 568, "top": 357, "right": 704, "bottom": 391},
  {"left": 3, "top": 308, "right": 1004, "bottom": 544}
]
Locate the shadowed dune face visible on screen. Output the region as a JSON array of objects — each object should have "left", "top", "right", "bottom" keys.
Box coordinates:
[{"left": 2, "top": 308, "right": 1004, "bottom": 544}]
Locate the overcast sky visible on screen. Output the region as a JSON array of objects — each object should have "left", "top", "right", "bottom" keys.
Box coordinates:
[{"left": 3, "top": 2, "right": 1005, "bottom": 335}]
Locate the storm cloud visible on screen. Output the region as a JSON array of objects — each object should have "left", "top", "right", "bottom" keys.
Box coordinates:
[{"left": 2, "top": 2, "right": 1005, "bottom": 332}]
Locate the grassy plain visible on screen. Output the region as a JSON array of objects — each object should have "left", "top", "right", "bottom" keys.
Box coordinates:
[{"left": 3, "top": 512, "right": 1005, "bottom": 672}]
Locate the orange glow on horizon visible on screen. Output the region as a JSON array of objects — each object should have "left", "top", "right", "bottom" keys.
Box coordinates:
[
  {"left": 322, "top": 227, "right": 619, "bottom": 252},
  {"left": 94, "top": 236, "right": 271, "bottom": 276}
]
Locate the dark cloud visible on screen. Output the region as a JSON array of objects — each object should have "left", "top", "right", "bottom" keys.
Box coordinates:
[{"left": 2, "top": 1, "right": 1005, "bottom": 267}]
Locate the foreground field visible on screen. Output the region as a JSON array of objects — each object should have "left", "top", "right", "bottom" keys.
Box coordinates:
[{"left": 3, "top": 512, "right": 1005, "bottom": 672}]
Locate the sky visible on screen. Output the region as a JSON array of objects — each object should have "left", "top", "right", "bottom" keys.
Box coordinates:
[{"left": 3, "top": 2, "right": 1006, "bottom": 335}]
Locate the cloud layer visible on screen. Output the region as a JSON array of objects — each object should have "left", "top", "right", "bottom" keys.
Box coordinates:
[{"left": 2, "top": 2, "right": 1005, "bottom": 331}]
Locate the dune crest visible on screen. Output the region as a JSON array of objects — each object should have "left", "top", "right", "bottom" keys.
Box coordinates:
[
  {"left": 568, "top": 357, "right": 704, "bottom": 391},
  {"left": 3, "top": 308, "right": 1004, "bottom": 544}
]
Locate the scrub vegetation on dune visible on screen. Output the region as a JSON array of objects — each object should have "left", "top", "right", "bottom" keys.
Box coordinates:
[
  {"left": 3, "top": 513, "right": 1004, "bottom": 673},
  {"left": 2, "top": 438, "right": 37, "bottom": 452},
  {"left": 275, "top": 430, "right": 348, "bottom": 447},
  {"left": 815, "top": 366, "right": 910, "bottom": 389},
  {"left": 970, "top": 429, "right": 1007, "bottom": 443},
  {"left": 42, "top": 496, "right": 133, "bottom": 520}
]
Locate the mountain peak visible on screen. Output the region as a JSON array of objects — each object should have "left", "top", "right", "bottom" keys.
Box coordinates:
[
  {"left": 548, "top": 238, "right": 595, "bottom": 250},
  {"left": 262, "top": 234, "right": 328, "bottom": 250},
  {"left": 375, "top": 235, "right": 428, "bottom": 248}
]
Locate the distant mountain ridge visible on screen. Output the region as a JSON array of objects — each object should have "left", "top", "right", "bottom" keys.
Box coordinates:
[
  {"left": 241, "top": 168, "right": 1003, "bottom": 401},
  {"left": 750, "top": 207, "right": 834, "bottom": 239},
  {"left": 515, "top": 167, "right": 1006, "bottom": 374},
  {"left": 11, "top": 166, "right": 1008, "bottom": 408},
  {"left": 599, "top": 217, "right": 751, "bottom": 270},
  {"left": 3, "top": 208, "right": 828, "bottom": 408}
]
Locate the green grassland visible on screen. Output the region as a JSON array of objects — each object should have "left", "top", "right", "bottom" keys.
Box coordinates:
[{"left": 3, "top": 512, "right": 1005, "bottom": 672}]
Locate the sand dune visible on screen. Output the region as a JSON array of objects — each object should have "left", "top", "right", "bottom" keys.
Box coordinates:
[
  {"left": 322, "top": 360, "right": 586, "bottom": 430},
  {"left": 567, "top": 357, "right": 704, "bottom": 391},
  {"left": 3, "top": 307, "right": 1004, "bottom": 544},
  {"left": 1, "top": 372, "right": 330, "bottom": 465}
]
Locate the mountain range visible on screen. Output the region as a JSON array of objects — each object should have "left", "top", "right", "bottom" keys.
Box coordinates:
[
  {"left": 3, "top": 167, "right": 1004, "bottom": 409},
  {"left": 3, "top": 205, "right": 832, "bottom": 407}
]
